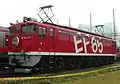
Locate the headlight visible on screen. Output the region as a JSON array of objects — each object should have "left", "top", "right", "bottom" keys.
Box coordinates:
[{"left": 12, "top": 36, "right": 19, "bottom": 47}]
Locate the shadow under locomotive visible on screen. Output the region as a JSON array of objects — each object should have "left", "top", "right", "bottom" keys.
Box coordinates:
[{"left": 8, "top": 52, "right": 115, "bottom": 73}]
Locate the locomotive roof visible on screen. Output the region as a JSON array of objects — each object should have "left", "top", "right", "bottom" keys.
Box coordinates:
[
  {"left": 11, "top": 21, "right": 115, "bottom": 41},
  {"left": 43, "top": 22, "right": 114, "bottom": 40}
]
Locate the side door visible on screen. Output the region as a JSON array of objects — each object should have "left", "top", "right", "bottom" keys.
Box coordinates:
[
  {"left": 38, "top": 26, "right": 47, "bottom": 52},
  {"left": 48, "top": 27, "right": 55, "bottom": 52},
  {"left": 37, "top": 26, "right": 55, "bottom": 52}
]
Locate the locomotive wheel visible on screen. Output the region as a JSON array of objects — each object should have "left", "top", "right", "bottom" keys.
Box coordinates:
[
  {"left": 87, "top": 57, "right": 93, "bottom": 68},
  {"left": 40, "top": 56, "right": 49, "bottom": 72},
  {"left": 55, "top": 57, "right": 65, "bottom": 71},
  {"left": 77, "top": 58, "right": 82, "bottom": 68},
  {"left": 103, "top": 57, "right": 109, "bottom": 65},
  {"left": 67, "top": 57, "right": 77, "bottom": 69},
  {"left": 109, "top": 56, "right": 115, "bottom": 64}
]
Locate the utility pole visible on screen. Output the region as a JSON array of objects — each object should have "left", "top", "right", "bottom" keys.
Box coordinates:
[
  {"left": 90, "top": 12, "right": 92, "bottom": 32},
  {"left": 69, "top": 16, "right": 71, "bottom": 27},
  {"left": 57, "top": 18, "right": 59, "bottom": 24},
  {"left": 113, "top": 9, "right": 116, "bottom": 40}
]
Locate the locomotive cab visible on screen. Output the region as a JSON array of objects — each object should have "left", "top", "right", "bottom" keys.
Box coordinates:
[
  {"left": 8, "top": 19, "right": 38, "bottom": 72},
  {"left": 8, "top": 17, "right": 55, "bottom": 72}
]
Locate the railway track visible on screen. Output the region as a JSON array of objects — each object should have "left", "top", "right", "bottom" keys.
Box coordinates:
[
  {"left": 40, "top": 62, "right": 120, "bottom": 77},
  {"left": 0, "top": 62, "right": 120, "bottom": 78}
]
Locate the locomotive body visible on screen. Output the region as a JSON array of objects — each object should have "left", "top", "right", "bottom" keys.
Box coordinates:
[
  {"left": 8, "top": 19, "right": 116, "bottom": 72},
  {"left": 0, "top": 27, "right": 9, "bottom": 70}
]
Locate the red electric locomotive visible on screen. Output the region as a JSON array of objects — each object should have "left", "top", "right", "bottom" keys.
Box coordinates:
[
  {"left": 7, "top": 6, "right": 116, "bottom": 73},
  {"left": 7, "top": 17, "right": 116, "bottom": 73},
  {"left": 0, "top": 27, "right": 9, "bottom": 70}
]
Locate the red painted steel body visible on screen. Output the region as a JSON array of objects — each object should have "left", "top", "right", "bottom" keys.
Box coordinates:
[
  {"left": 7, "top": 20, "right": 117, "bottom": 73},
  {"left": 8, "top": 21, "right": 116, "bottom": 56}
]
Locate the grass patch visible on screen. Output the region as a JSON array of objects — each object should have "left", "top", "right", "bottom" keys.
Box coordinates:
[
  {"left": 1, "top": 65, "right": 120, "bottom": 84},
  {"left": 2, "top": 70, "right": 120, "bottom": 84},
  {"left": 60, "top": 70, "right": 120, "bottom": 84}
]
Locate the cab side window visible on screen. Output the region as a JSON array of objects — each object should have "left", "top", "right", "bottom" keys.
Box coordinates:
[
  {"left": 38, "top": 27, "right": 42, "bottom": 36},
  {"left": 38, "top": 27, "right": 47, "bottom": 38},
  {"left": 50, "top": 28, "right": 54, "bottom": 38},
  {"left": 43, "top": 27, "right": 47, "bottom": 36}
]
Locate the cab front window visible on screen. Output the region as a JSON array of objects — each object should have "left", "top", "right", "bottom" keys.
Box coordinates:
[{"left": 22, "top": 25, "right": 36, "bottom": 34}]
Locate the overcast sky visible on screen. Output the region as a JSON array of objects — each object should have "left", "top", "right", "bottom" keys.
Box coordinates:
[{"left": 0, "top": 0, "right": 120, "bottom": 32}]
